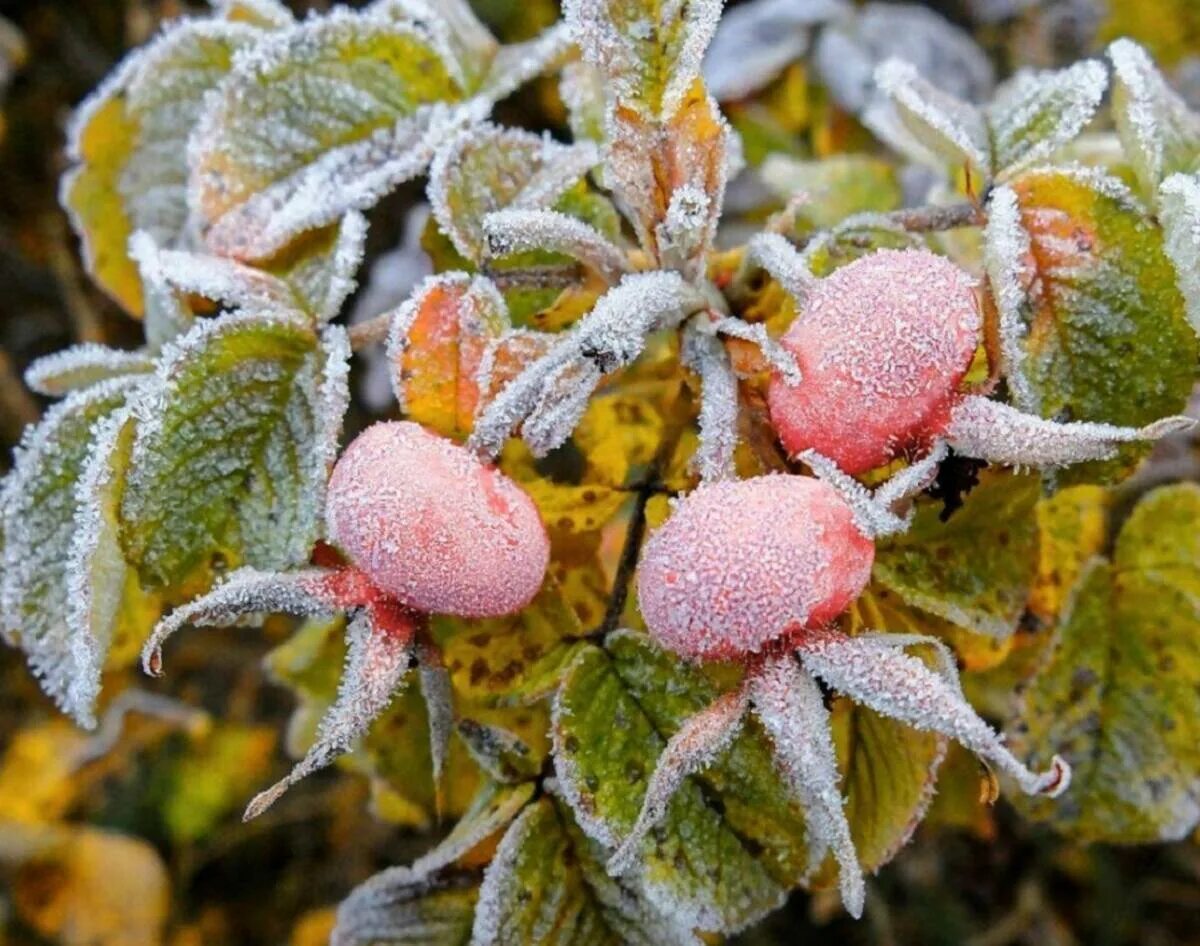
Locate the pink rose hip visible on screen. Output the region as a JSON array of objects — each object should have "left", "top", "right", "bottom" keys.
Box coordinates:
[
  {"left": 636, "top": 475, "right": 875, "bottom": 661},
  {"left": 325, "top": 421, "right": 549, "bottom": 618},
  {"left": 767, "top": 248, "right": 982, "bottom": 474}
]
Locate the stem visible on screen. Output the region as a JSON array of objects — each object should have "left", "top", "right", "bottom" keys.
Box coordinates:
[{"left": 348, "top": 313, "right": 391, "bottom": 352}]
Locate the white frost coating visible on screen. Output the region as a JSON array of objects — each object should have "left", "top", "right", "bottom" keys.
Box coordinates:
[
  {"left": 63, "top": 409, "right": 136, "bottom": 729},
  {"left": 1109, "top": 38, "right": 1200, "bottom": 193},
  {"left": 316, "top": 325, "right": 352, "bottom": 531},
  {"left": 560, "top": 61, "right": 607, "bottom": 147},
  {"left": 1, "top": 376, "right": 141, "bottom": 719},
  {"left": 141, "top": 567, "right": 349, "bottom": 676},
  {"left": 331, "top": 866, "right": 474, "bottom": 946},
  {"left": 872, "top": 440, "right": 949, "bottom": 511},
  {"left": 468, "top": 271, "right": 701, "bottom": 459},
  {"left": 656, "top": 184, "right": 714, "bottom": 280},
  {"left": 130, "top": 230, "right": 297, "bottom": 312},
  {"left": 797, "top": 630, "right": 1071, "bottom": 798},
  {"left": 607, "top": 688, "right": 749, "bottom": 876},
  {"left": 681, "top": 324, "right": 740, "bottom": 483},
  {"left": 704, "top": 0, "right": 847, "bottom": 101},
  {"left": 415, "top": 640, "right": 453, "bottom": 788},
  {"left": 710, "top": 316, "right": 801, "bottom": 385},
  {"left": 875, "top": 59, "right": 991, "bottom": 175},
  {"left": 1160, "top": 173, "right": 1200, "bottom": 336},
  {"left": 742, "top": 232, "right": 815, "bottom": 306},
  {"left": 411, "top": 782, "right": 534, "bottom": 877},
  {"left": 311, "top": 211, "right": 369, "bottom": 322},
  {"left": 482, "top": 208, "right": 630, "bottom": 283},
  {"left": 986, "top": 60, "right": 1108, "bottom": 178},
  {"left": 201, "top": 99, "right": 482, "bottom": 261},
  {"left": 520, "top": 359, "right": 604, "bottom": 457},
  {"left": 470, "top": 802, "right": 543, "bottom": 945},
  {"left": 370, "top": 0, "right": 497, "bottom": 91},
  {"left": 245, "top": 608, "right": 415, "bottom": 820},
  {"left": 946, "top": 396, "right": 1196, "bottom": 469},
  {"left": 982, "top": 185, "right": 1039, "bottom": 413},
  {"left": 211, "top": 0, "right": 294, "bottom": 27},
  {"left": 797, "top": 449, "right": 912, "bottom": 539},
  {"left": 24, "top": 344, "right": 155, "bottom": 397},
  {"left": 565, "top": 0, "right": 724, "bottom": 117},
  {"left": 749, "top": 654, "right": 865, "bottom": 918},
  {"left": 479, "top": 22, "right": 574, "bottom": 104}
]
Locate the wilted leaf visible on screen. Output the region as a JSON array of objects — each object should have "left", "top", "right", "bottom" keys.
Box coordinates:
[
  {"left": 61, "top": 18, "right": 266, "bottom": 314},
  {"left": 120, "top": 316, "right": 349, "bottom": 588},
  {"left": 874, "top": 472, "right": 1040, "bottom": 639},
  {"left": 1109, "top": 39, "right": 1200, "bottom": 196},
  {"left": 389, "top": 273, "right": 509, "bottom": 439},
  {"left": 999, "top": 167, "right": 1197, "bottom": 481},
  {"left": 1010, "top": 484, "right": 1200, "bottom": 842},
  {"left": 191, "top": 8, "right": 470, "bottom": 260}
]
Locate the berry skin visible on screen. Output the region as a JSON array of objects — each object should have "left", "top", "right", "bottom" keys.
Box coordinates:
[
  {"left": 325, "top": 421, "right": 549, "bottom": 618},
  {"left": 636, "top": 475, "right": 875, "bottom": 661},
  {"left": 767, "top": 248, "right": 982, "bottom": 474}
]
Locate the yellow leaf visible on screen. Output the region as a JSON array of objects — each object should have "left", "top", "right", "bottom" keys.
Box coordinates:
[{"left": 1029, "top": 485, "right": 1112, "bottom": 625}]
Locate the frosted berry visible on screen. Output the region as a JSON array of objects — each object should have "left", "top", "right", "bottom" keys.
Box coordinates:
[
  {"left": 325, "top": 421, "right": 549, "bottom": 618},
  {"left": 767, "top": 248, "right": 982, "bottom": 474},
  {"left": 636, "top": 475, "right": 875, "bottom": 661}
]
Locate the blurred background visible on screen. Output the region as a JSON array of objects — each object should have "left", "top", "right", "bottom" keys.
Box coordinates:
[{"left": 0, "top": 1, "right": 1197, "bottom": 943}]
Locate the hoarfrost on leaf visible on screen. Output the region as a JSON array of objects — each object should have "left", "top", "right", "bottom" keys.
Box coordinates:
[
  {"left": 24, "top": 344, "right": 155, "bottom": 398},
  {"left": 983, "top": 184, "right": 1039, "bottom": 412},
  {"left": 1159, "top": 173, "right": 1200, "bottom": 335},
  {"left": 409, "top": 781, "right": 536, "bottom": 877},
  {"left": 483, "top": 208, "right": 630, "bottom": 283},
  {"left": 681, "top": 324, "right": 740, "bottom": 483},
  {"left": 331, "top": 867, "right": 478, "bottom": 946}
]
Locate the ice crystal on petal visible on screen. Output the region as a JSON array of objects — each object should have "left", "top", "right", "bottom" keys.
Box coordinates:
[
  {"left": 141, "top": 567, "right": 369, "bottom": 676},
  {"left": 986, "top": 61, "right": 1108, "bottom": 177},
  {"left": 797, "top": 630, "right": 1070, "bottom": 797},
  {"left": 983, "top": 185, "right": 1039, "bottom": 412},
  {"left": 245, "top": 607, "right": 417, "bottom": 820},
  {"left": 468, "top": 271, "right": 700, "bottom": 459},
  {"left": 946, "top": 395, "right": 1195, "bottom": 470},
  {"left": 1159, "top": 173, "right": 1200, "bottom": 336},
  {"left": 1109, "top": 39, "right": 1200, "bottom": 193},
  {"left": 636, "top": 476, "right": 874, "bottom": 661},
  {"left": 24, "top": 344, "right": 155, "bottom": 398},
  {"left": 875, "top": 59, "right": 991, "bottom": 175},
  {"left": 607, "top": 688, "right": 749, "bottom": 875},
  {"left": 749, "top": 654, "right": 865, "bottom": 918},
  {"left": 681, "top": 324, "right": 740, "bottom": 483},
  {"left": 483, "top": 208, "right": 630, "bottom": 283},
  {"left": 704, "top": 0, "right": 849, "bottom": 102}
]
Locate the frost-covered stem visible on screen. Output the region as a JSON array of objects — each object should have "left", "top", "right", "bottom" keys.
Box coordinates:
[
  {"left": 710, "top": 315, "right": 801, "bottom": 384},
  {"left": 797, "top": 630, "right": 1070, "bottom": 797},
  {"left": 681, "top": 323, "right": 740, "bottom": 483},
  {"left": 348, "top": 314, "right": 392, "bottom": 352},
  {"left": 607, "top": 687, "right": 749, "bottom": 876},
  {"left": 797, "top": 449, "right": 912, "bottom": 538},
  {"left": 482, "top": 263, "right": 584, "bottom": 292},
  {"left": 886, "top": 202, "right": 985, "bottom": 234}
]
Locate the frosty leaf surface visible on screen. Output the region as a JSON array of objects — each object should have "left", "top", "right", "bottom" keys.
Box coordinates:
[
  {"left": 120, "top": 315, "right": 349, "bottom": 588},
  {"left": 331, "top": 867, "right": 479, "bottom": 946},
  {"left": 552, "top": 643, "right": 787, "bottom": 934},
  {"left": 411, "top": 780, "right": 535, "bottom": 878},
  {"left": 190, "top": 8, "right": 469, "bottom": 260},
  {"left": 61, "top": 17, "right": 265, "bottom": 314},
  {"left": 261, "top": 211, "right": 368, "bottom": 322},
  {"left": 1009, "top": 484, "right": 1200, "bottom": 842},
  {"left": 986, "top": 61, "right": 1108, "bottom": 177},
  {"left": 0, "top": 377, "right": 144, "bottom": 724},
  {"left": 564, "top": 0, "right": 723, "bottom": 118},
  {"left": 759, "top": 154, "right": 902, "bottom": 229},
  {"left": 874, "top": 473, "right": 1040, "bottom": 639},
  {"left": 24, "top": 345, "right": 156, "bottom": 398},
  {"left": 1109, "top": 39, "right": 1200, "bottom": 195},
  {"left": 428, "top": 124, "right": 597, "bottom": 264},
  {"left": 998, "top": 167, "right": 1198, "bottom": 482},
  {"left": 1159, "top": 173, "right": 1200, "bottom": 335}
]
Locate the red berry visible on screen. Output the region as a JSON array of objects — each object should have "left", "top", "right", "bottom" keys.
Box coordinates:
[
  {"left": 767, "top": 249, "right": 981, "bottom": 474},
  {"left": 637, "top": 476, "right": 874, "bottom": 661},
  {"left": 325, "top": 422, "right": 549, "bottom": 617}
]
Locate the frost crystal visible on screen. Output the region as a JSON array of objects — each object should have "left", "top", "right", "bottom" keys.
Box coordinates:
[
  {"left": 24, "top": 344, "right": 155, "bottom": 398},
  {"left": 607, "top": 688, "right": 749, "bottom": 875},
  {"left": 656, "top": 184, "right": 714, "bottom": 280},
  {"left": 983, "top": 185, "right": 1039, "bottom": 412},
  {"left": 946, "top": 396, "right": 1195, "bottom": 469},
  {"left": 636, "top": 475, "right": 874, "bottom": 661},
  {"left": 415, "top": 639, "right": 453, "bottom": 788},
  {"left": 742, "top": 233, "right": 815, "bottom": 307},
  {"left": 681, "top": 325, "right": 740, "bottom": 483},
  {"left": 468, "top": 271, "right": 702, "bottom": 459},
  {"left": 331, "top": 867, "right": 476, "bottom": 946},
  {"left": 749, "top": 654, "right": 865, "bottom": 918},
  {"left": 1159, "top": 173, "right": 1200, "bottom": 336},
  {"left": 483, "top": 208, "right": 630, "bottom": 283},
  {"left": 411, "top": 782, "right": 534, "bottom": 877},
  {"left": 797, "top": 630, "right": 1070, "bottom": 797},
  {"left": 480, "top": 22, "right": 574, "bottom": 103}
]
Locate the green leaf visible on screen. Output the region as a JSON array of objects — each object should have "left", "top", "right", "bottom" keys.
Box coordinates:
[
  {"left": 986, "top": 61, "right": 1107, "bottom": 177},
  {"left": 552, "top": 642, "right": 786, "bottom": 934},
  {"left": 759, "top": 153, "right": 902, "bottom": 229},
  {"left": 564, "top": 0, "right": 722, "bottom": 118},
  {"left": 1001, "top": 167, "right": 1198, "bottom": 482},
  {"left": 61, "top": 17, "right": 267, "bottom": 315},
  {"left": 1109, "top": 39, "right": 1200, "bottom": 195},
  {"left": 191, "top": 8, "right": 469, "bottom": 260},
  {"left": 874, "top": 472, "right": 1040, "bottom": 639},
  {"left": 0, "top": 377, "right": 143, "bottom": 724},
  {"left": 120, "top": 315, "right": 349, "bottom": 589},
  {"left": 261, "top": 211, "right": 368, "bottom": 322},
  {"left": 1009, "top": 484, "right": 1200, "bottom": 842}
]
